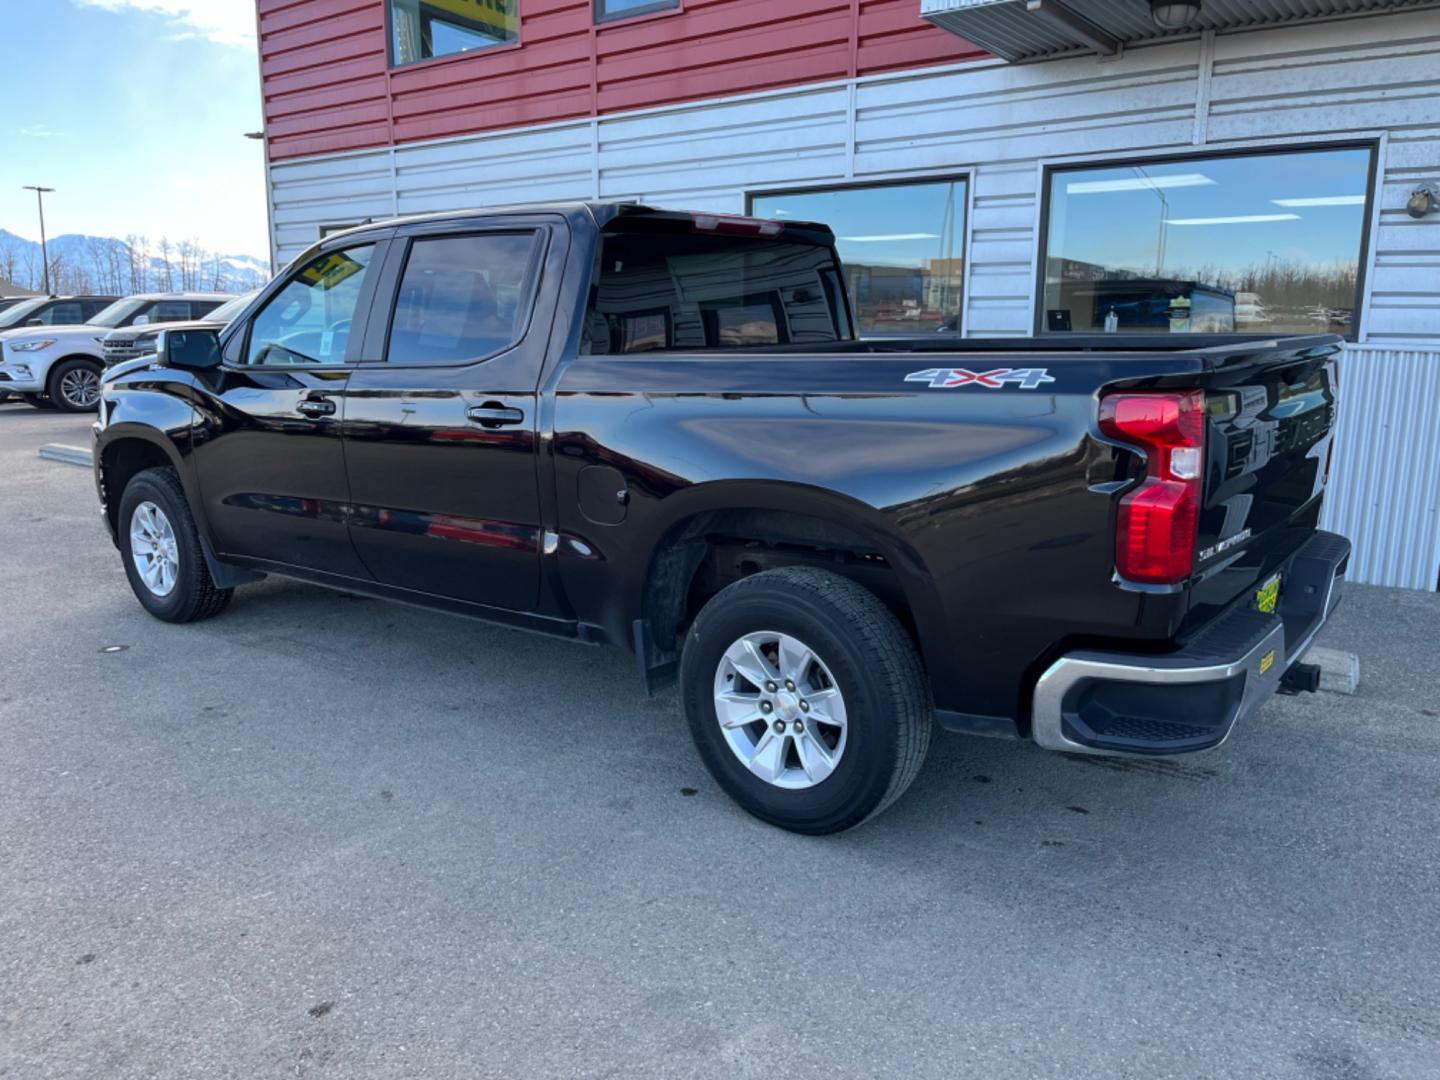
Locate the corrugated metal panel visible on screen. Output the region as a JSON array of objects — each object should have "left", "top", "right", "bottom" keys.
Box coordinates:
[
  {"left": 1322, "top": 346, "right": 1440, "bottom": 590},
  {"left": 919, "top": 0, "right": 1430, "bottom": 62},
  {"left": 259, "top": 0, "right": 982, "bottom": 162}
]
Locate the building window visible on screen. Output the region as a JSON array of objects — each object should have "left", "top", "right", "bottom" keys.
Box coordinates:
[
  {"left": 390, "top": 0, "right": 518, "bottom": 66},
  {"left": 751, "top": 178, "right": 968, "bottom": 335},
  {"left": 1041, "top": 145, "right": 1374, "bottom": 336},
  {"left": 595, "top": 0, "right": 678, "bottom": 22}
]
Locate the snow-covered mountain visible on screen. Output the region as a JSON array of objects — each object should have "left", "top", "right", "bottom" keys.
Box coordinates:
[{"left": 0, "top": 229, "right": 272, "bottom": 295}]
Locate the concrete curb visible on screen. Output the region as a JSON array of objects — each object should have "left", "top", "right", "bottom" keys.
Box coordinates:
[
  {"left": 1302, "top": 645, "right": 1361, "bottom": 695},
  {"left": 38, "top": 444, "right": 93, "bottom": 468}
]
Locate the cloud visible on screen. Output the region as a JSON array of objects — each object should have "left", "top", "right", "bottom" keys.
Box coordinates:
[
  {"left": 69, "top": 0, "right": 255, "bottom": 47},
  {"left": 17, "top": 124, "right": 64, "bottom": 138}
]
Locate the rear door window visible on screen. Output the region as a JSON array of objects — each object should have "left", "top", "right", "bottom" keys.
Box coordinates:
[
  {"left": 149, "top": 301, "right": 192, "bottom": 324},
  {"left": 384, "top": 232, "right": 540, "bottom": 365}
]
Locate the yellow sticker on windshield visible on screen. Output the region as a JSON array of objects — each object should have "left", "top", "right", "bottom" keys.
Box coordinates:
[
  {"left": 1256, "top": 575, "right": 1280, "bottom": 615},
  {"left": 298, "top": 252, "right": 365, "bottom": 291}
]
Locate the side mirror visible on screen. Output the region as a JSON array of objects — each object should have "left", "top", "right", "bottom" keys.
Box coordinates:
[
  {"left": 25, "top": 318, "right": 43, "bottom": 327},
  {"left": 156, "top": 327, "right": 222, "bottom": 370},
  {"left": 133, "top": 314, "right": 151, "bottom": 326}
]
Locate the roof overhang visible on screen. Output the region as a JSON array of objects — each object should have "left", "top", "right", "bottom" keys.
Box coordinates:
[{"left": 919, "top": 0, "right": 1429, "bottom": 62}]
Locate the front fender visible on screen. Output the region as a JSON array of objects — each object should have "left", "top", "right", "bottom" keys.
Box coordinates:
[{"left": 94, "top": 377, "right": 202, "bottom": 541}]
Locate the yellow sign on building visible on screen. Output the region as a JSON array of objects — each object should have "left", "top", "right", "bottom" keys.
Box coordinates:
[{"left": 421, "top": 0, "right": 517, "bottom": 39}]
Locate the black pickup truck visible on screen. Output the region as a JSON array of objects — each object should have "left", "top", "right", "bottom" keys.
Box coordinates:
[{"left": 93, "top": 203, "right": 1347, "bottom": 833}]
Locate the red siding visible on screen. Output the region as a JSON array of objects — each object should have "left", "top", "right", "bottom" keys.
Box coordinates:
[{"left": 258, "top": 0, "right": 985, "bottom": 161}]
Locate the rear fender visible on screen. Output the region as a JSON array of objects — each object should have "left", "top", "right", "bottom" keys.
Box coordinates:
[{"left": 627, "top": 479, "right": 953, "bottom": 688}]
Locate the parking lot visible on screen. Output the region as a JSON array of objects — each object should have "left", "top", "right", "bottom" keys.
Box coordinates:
[{"left": 2, "top": 400, "right": 1438, "bottom": 1079}]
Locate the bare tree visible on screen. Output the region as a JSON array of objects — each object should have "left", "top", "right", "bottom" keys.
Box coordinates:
[
  {"left": 177, "top": 238, "right": 201, "bottom": 290},
  {"left": 0, "top": 236, "right": 20, "bottom": 288},
  {"left": 20, "top": 247, "right": 39, "bottom": 292},
  {"left": 125, "top": 235, "right": 150, "bottom": 293},
  {"left": 208, "top": 251, "right": 228, "bottom": 292},
  {"left": 156, "top": 237, "right": 175, "bottom": 291},
  {"left": 50, "top": 251, "right": 97, "bottom": 295},
  {"left": 86, "top": 237, "right": 124, "bottom": 294}
]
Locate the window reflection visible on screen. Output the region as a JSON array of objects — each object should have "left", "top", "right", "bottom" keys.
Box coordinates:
[
  {"left": 390, "top": 0, "right": 518, "bottom": 65},
  {"left": 751, "top": 179, "right": 967, "bottom": 335},
  {"left": 1043, "top": 147, "right": 1371, "bottom": 336}
]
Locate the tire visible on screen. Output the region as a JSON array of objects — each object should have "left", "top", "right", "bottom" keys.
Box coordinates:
[
  {"left": 22, "top": 393, "right": 56, "bottom": 410},
  {"left": 117, "top": 466, "right": 233, "bottom": 623},
  {"left": 46, "top": 358, "right": 104, "bottom": 412},
  {"left": 679, "top": 567, "right": 931, "bottom": 834}
]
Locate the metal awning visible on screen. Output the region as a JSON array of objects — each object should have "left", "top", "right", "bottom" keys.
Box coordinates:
[{"left": 919, "top": 0, "right": 1427, "bottom": 62}]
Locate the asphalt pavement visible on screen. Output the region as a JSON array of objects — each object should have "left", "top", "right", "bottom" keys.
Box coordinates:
[{"left": 2, "top": 399, "right": 1439, "bottom": 1079}]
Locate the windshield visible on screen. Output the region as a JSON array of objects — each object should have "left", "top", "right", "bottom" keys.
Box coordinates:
[
  {"left": 206, "top": 292, "right": 257, "bottom": 326},
  {"left": 0, "top": 298, "right": 49, "bottom": 329},
  {"left": 88, "top": 298, "right": 151, "bottom": 328}
]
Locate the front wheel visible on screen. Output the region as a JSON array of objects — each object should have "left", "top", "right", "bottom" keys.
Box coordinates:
[
  {"left": 118, "top": 467, "right": 233, "bottom": 623},
  {"left": 680, "top": 567, "right": 932, "bottom": 834},
  {"left": 47, "top": 358, "right": 103, "bottom": 412}
]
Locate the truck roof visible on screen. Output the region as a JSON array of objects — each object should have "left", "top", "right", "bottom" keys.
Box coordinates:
[{"left": 313, "top": 202, "right": 836, "bottom": 249}]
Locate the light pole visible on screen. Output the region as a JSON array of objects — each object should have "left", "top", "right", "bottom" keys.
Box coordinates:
[{"left": 22, "top": 185, "right": 55, "bottom": 294}]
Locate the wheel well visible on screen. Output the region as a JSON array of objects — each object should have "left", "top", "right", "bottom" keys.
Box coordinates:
[
  {"left": 100, "top": 439, "right": 174, "bottom": 536},
  {"left": 50, "top": 354, "right": 103, "bottom": 374},
  {"left": 640, "top": 510, "right": 918, "bottom": 665}
]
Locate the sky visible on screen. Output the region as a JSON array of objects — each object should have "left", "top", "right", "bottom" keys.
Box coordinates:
[{"left": 1, "top": 0, "right": 267, "bottom": 260}]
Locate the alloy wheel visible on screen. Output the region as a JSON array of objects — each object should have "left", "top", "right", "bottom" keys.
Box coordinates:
[
  {"left": 129, "top": 501, "right": 180, "bottom": 597},
  {"left": 712, "top": 631, "right": 848, "bottom": 790}
]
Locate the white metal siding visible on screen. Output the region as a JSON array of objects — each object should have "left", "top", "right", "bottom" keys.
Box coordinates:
[
  {"left": 268, "top": 7, "right": 1440, "bottom": 588},
  {"left": 1322, "top": 346, "right": 1440, "bottom": 590}
]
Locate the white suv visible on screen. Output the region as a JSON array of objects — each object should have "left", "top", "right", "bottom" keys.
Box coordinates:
[{"left": 0, "top": 292, "right": 231, "bottom": 412}]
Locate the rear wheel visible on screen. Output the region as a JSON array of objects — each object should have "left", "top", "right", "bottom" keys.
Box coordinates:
[
  {"left": 680, "top": 567, "right": 931, "bottom": 834},
  {"left": 47, "top": 358, "right": 103, "bottom": 412},
  {"left": 118, "top": 467, "right": 233, "bottom": 623}
]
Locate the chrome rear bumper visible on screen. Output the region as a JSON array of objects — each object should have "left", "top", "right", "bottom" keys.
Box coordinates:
[{"left": 1031, "top": 530, "right": 1349, "bottom": 757}]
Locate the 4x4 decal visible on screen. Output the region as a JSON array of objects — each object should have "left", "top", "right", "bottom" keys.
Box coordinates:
[{"left": 905, "top": 367, "right": 1056, "bottom": 390}]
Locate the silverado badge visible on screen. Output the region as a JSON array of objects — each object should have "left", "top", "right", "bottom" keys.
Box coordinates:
[{"left": 905, "top": 367, "right": 1056, "bottom": 390}]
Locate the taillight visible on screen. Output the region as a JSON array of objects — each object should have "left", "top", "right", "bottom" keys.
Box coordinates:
[
  {"left": 1098, "top": 389, "right": 1206, "bottom": 585},
  {"left": 691, "top": 213, "right": 784, "bottom": 237}
]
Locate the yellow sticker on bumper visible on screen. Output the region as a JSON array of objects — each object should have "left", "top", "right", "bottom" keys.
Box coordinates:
[
  {"left": 1259, "top": 649, "right": 1276, "bottom": 676},
  {"left": 1257, "top": 574, "right": 1281, "bottom": 615}
]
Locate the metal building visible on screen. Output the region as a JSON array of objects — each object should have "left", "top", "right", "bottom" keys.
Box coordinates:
[{"left": 255, "top": 0, "right": 1440, "bottom": 589}]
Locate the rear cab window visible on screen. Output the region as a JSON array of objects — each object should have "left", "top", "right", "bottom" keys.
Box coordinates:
[{"left": 582, "top": 213, "right": 854, "bottom": 354}]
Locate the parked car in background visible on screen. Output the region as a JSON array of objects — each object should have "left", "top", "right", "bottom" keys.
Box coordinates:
[
  {"left": 1234, "top": 292, "right": 1271, "bottom": 326},
  {"left": 93, "top": 204, "right": 1348, "bottom": 834},
  {"left": 0, "top": 295, "right": 117, "bottom": 332},
  {"left": 102, "top": 291, "right": 258, "bottom": 370},
  {"left": 0, "top": 292, "right": 230, "bottom": 412}
]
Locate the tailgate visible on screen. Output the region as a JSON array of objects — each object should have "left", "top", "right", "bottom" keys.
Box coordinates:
[{"left": 1193, "top": 340, "right": 1339, "bottom": 610}]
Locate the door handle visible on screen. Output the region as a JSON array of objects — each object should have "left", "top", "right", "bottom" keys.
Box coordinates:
[
  {"left": 466, "top": 405, "right": 525, "bottom": 428},
  {"left": 296, "top": 398, "right": 336, "bottom": 418}
]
